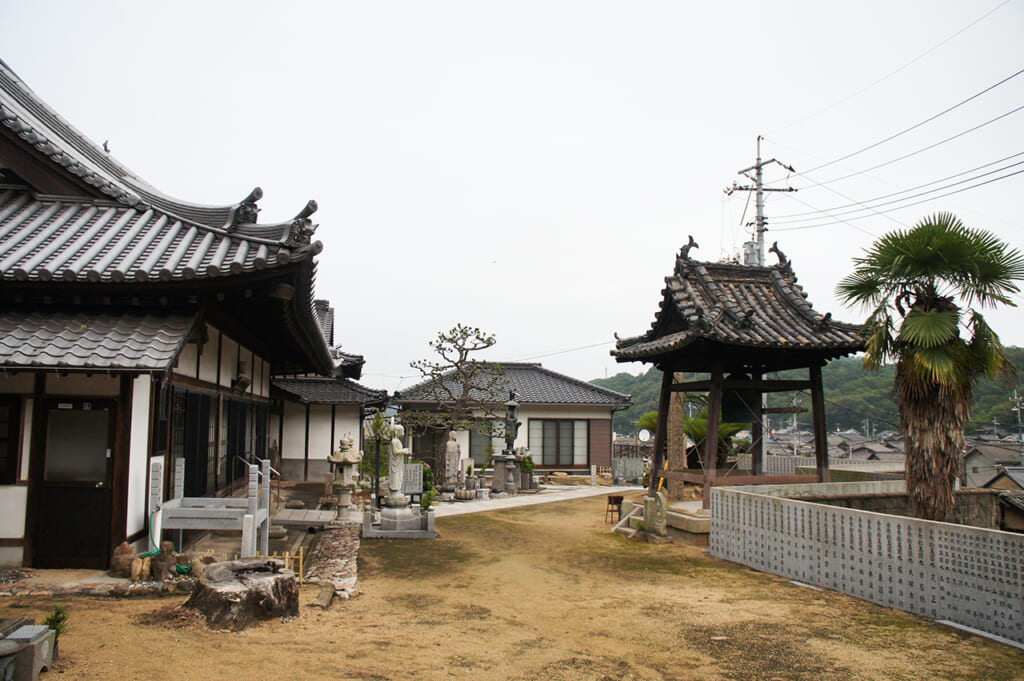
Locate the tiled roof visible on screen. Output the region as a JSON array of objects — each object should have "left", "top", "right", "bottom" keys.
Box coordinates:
[
  {"left": 613, "top": 250, "right": 864, "bottom": 363},
  {"left": 0, "top": 59, "right": 325, "bottom": 284},
  {"left": 0, "top": 59, "right": 316, "bottom": 231},
  {"left": 0, "top": 308, "right": 195, "bottom": 371},
  {"left": 0, "top": 188, "right": 323, "bottom": 283},
  {"left": 396, "top": 362, "right": 631, "bottom": 407},
  {"left": 272, "top": 376, "right": 387, "bottom": 406}
]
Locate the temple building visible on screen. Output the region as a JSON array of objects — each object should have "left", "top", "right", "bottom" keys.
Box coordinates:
[{"left": 0, "top": 59, "right": 352, "bottom": 568}]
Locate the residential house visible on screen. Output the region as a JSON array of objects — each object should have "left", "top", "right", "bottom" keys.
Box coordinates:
[
  {"left": 962, "top": 443, "right": 1023, "bottom": 488},
  {"left": 394, "top": 363, "right": 631, "bottom": 472},
  {"left": 0, "top": 61, "right": 335, "bottom": 568}
]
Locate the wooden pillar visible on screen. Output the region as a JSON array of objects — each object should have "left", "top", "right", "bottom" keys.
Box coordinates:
[
  {"left": 810, "top": 364, "right": 830, "bottom": 483},
  {"left": 750, "top": 418, "right": 763, "bottom": 476},
  {"left": 702, "top": 368, "right": 724, "bottom": 509},
  {"left": 648, "top": 368, "right": 673, "bottom": 496},
  {"left": 752, "top": 363, "right": 764, "bottom": 476},
  {"left": 303, "top": 404, "right": 310, "bottom": 481}
]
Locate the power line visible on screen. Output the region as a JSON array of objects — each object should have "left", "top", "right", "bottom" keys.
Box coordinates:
[
  {"left": 794, "top": 103, "right": 1024, "bottom": 189},
  {"left": 508, "top": 340, "right": 613, "bottom": 363},
  {"left": 773, "top": 166, "right": 1024, "bottom": 232},
  {"left": 774, "top": 0, "right": 1014, "bottom": 133},
  {"left": 797, "top": 67, "right": 1024, "bottom": 176},
  {"left": 772, "top": 154, "right": 1024, "bottom": 225}
]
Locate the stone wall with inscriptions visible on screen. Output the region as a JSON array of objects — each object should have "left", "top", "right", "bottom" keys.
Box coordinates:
[{"left": 711, "top": 482, "right": 1024, "bottom": 645}]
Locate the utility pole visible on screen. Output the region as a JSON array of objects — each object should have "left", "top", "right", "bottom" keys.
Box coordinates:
[
  {"left": 724, "top": 136, "right": 797, "bottom": 266},
  {"left": 1011, "top": 390, "right": 1024, "bottom": 464}
]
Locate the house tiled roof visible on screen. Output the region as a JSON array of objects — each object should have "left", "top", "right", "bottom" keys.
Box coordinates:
[
  {"left": 613, "top": 250, "right": 864, "bottom": 364},
  {"left": 396, "top": 362, "right": 631, "bottom": 407},
  {"left": 272, "top": 376, "right": 387, "bottom": 406},
  {"left": 0, "top": 308, "right": 195, "bottom": 371}
]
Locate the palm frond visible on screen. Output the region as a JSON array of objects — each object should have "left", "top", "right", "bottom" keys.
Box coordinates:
[
  {"left": 908, "top": 345, "right": 958, "bottom": 385},
  {"left": 897, "top": 308, "right": 959, "bottom": 348},
  {"left": 861, "top": 307, "right": 894, "bottom": 370}
]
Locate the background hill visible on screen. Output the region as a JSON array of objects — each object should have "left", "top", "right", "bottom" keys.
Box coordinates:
[{"left": 592, "top": 347, "right": 1024, "bottom": 436}]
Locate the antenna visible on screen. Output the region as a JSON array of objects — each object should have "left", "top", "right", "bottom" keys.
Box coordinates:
[{"left": 724, "top": 136, "right": 797, "bottom": 265}]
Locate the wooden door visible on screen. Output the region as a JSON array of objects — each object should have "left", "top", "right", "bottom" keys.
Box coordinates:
[{"left": 33, "top": 399, "right": 115, "bottom": 568}]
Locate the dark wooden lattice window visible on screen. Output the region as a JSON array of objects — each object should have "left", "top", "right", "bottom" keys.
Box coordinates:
[{"left": 0, "top": 398, "right": 20, "bottom": 484}]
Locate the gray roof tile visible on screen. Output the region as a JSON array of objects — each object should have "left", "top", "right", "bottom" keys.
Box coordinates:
[
  {"left": 0, "top": 188, "right": 323, "bottom": 283},
  {"left": 396, "top": 363, "right": 631, "bottom": 407},
  {"left": 272, "top": 376, "right": 387, "bottom": 405},
  {"left": 614, "top": 254, "right": 864, "bottom": 363},
  {"left": 0, "top": 309, "right": 195, "bottom": 370}
]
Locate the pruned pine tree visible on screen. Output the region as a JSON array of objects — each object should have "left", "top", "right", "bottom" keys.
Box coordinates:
[
  {"left": 837, "top": 213, "right": 1024, "bottom": 521},
  {"left": 400, "top": 325, "right": 508, "bottom": 473}
]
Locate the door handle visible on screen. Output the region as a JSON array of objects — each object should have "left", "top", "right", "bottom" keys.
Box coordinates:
[{"left": 96, "top": 482, "right": 104, "bottom": 488}]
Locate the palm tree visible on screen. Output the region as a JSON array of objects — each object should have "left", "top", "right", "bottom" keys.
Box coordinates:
[{"left": 837, "top": 213, "right": 1024, "bottom": 521}]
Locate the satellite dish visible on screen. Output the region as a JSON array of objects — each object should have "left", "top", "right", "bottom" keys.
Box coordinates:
[{"left": 638, "top": 429, "right": 651, "bottom": 442}]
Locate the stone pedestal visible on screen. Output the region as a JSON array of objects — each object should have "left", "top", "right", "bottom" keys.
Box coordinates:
[
  {"left": 380, "top": 506, "right": 423, "bottom": 531},
  {"left": 362, "top": 507, "right": 437, "bottom": 539},
  {"left": 383, "top": 492, "right": 409, "bottom": 508}
]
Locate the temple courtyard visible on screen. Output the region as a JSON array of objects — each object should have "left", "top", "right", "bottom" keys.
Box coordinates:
[{"left": 2, "top": 493, "right": 1021, "bottom": 681}]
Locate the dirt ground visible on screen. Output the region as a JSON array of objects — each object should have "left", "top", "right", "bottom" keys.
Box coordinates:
[{"left": 3, "top": 493, "right": 1022, "bottom": 681}]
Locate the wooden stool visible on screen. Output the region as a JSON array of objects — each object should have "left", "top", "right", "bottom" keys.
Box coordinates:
[{"left": 605, "top": 495, "right": 623, "bottom": 523}]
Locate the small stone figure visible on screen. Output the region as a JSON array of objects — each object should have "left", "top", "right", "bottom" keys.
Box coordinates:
[
  {"left": 445, "top": 431, "right": 461, "bottom": 488},
  {"left": 386, "top": 423, "right": 409, "bottom": 506}
]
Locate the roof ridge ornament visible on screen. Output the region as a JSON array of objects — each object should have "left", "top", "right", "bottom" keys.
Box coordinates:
[
  {"left": 283, "top": 200, "right": 319, "bottom": 248},
  {"left": 231, "top": 187, "right": 263, "bottom": 227},
  {"left": 815, "top": 312, "right": 832, "bottom": 331},
  {"left": 768, "top": 241, "right": 789, "bottom": 269},
  {"left": 675, "top": 235, "right": 699, "bottom": 276}
]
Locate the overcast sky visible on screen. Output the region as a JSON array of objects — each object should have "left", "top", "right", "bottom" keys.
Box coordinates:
[{"left": 2, "top": 1, "right": 1022, "bottom": 392}]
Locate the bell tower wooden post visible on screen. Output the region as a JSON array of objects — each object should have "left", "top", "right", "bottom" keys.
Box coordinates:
[
  {"left": 649, "top": 368, "right": 673, "bottom": 496},
  {"left": 702, "top": 368, "right": 724, "bottom": 509},
  {"left": 810, "top": 364, "right": 830, "bottom": 483}
]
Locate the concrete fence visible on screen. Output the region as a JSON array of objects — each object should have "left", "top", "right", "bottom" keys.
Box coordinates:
[
  {"left": 710, "top": 481, "right": 1024, "bottom": 645},
  {"left": 734, "top": 454, "right": 837, "bottom": 475}
]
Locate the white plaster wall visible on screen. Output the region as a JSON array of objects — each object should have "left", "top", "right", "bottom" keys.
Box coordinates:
[
  {"left": 307, "top": 404, "right": 334, "bottom": 462},
  {"left": 125, "top": 375, "right": 152, "bottom": 538},
  {"left": 0, "top": 547, "right": 22, "bottom": 567},
  {"left": 19, "top": 398, "right": 31, "bottom": 481},
  {"left": 174, "top": 342, "right": 198, "bottom": 377},
  {"left": 0, "top": 485, "right": 27, "bottom": 539},
  {"left": 46, "top": 373, "right": 119, "bottom": 396},
  {"left": 332, "top": 408, "right": 362, "bottom": 453},
  {"left": 256, "top": 357, "right": 268, "bottom": 398},
  {"left": 198, "top": 325, "right": 220, "bottom": 385},
  {"left": 281, "top": 402, "right": 305, "bottom": 461},
  {"left": 0, "top": 373, "right": 33, "bottom": 393},
  {"left": 219, "top": 336, "right": 239, "bottom": 388}
]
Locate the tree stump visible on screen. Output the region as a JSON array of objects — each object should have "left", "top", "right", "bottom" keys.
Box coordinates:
[{"left": 184, "top": 558, "right": 298, "bottom": 631}]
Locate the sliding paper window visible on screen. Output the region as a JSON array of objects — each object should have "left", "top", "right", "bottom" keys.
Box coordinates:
[{"left": 528, "top": 419, "right": 588, "bottom": 466}]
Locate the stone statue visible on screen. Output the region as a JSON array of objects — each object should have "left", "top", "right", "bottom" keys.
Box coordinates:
[
  {"left": 445, "top": 432, "right": 461, "bottom": 487},
  {"left": 388, "top": 423, "right": 408, "bottom": 496}
]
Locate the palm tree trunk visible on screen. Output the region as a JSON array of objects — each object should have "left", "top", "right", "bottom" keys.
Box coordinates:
[{"left": 896, "top": 359, "right": 969, "bottom": 522}]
